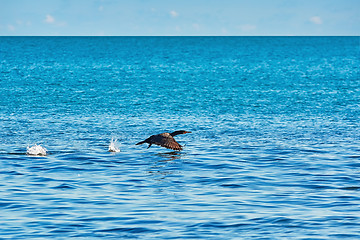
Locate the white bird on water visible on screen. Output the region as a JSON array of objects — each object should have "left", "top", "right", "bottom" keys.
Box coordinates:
[{"left": 26, "top": 144, "right": 47, "bottom": 156}]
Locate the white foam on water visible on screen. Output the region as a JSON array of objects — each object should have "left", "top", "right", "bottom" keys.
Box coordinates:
[
  {"left": 108, "top": 138, "right": 120, "bottom": 152},
  {"left": 26, "top": 144, "right": 48, "bottom": 156}
]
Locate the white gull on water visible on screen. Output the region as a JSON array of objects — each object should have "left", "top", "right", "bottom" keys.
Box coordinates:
[{"left": 26, "top": 144, "right": 48, "bottom": 156}]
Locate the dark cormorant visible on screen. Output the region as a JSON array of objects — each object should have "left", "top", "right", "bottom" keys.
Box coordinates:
[{"left": 136, "top": 130, "right": 191, "bottom": 151}]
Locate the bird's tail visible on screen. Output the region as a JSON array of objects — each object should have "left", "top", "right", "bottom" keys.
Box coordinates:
[{"left": 136, "top": 140, "right": 146, "bottom": 145}]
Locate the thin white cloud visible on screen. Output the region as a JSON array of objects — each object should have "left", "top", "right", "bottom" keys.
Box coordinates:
[
  {"left": 8, "top": 24, "right": 15, "bottom": 31},
  {"left": 45, "top": 14, "right": 55, "bottom": 24},
  {"left": 239, "top": 24, "right": 257, "bottom": 31},
  {"left": 15, "top": 20, "right": 31, "bottom": 27},
  {"left": 310, "top": 16, "right": 322, "bottom": 25},
  {"left": 99, "top": 6, "right": 104, "bottom": 11},
  {"left": 192, "top": 23, "right": 200, "bottom": 31},
  {"left": 170, "top": 10, "right": 179, "bottom": 18},
  {"left": 57, "top": 21, "right": 67, "bottom": 27}
]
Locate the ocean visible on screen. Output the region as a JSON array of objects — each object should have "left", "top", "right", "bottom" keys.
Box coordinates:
[{"left": 0, "top": 36, "right": 359, "bottom": 239}]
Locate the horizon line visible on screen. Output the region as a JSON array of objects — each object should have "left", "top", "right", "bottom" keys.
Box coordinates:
[{"left": 1, "top": 35, "right": 359, "bottom": 37}]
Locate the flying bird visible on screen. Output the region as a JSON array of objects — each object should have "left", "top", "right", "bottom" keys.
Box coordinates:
[{"left": 136, "top": 130, "right": 191, "bottom": 151}]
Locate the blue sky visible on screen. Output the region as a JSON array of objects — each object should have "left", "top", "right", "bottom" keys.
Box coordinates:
[{"left": 1, "top": 0, "right": 359, "bottom": 36}]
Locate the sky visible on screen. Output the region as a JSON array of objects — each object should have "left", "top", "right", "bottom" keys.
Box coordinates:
[{"left": 0, "top": 0, "right": 359, "bottom": 36}]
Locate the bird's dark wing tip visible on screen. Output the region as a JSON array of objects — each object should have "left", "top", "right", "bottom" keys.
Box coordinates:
[{"left": 136, "top": 140, "right": 145, "bottom": 145}]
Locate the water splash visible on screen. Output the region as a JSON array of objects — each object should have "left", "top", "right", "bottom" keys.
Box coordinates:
[
  {"left": 26, "top": 144, "right": 48, "bottom": 156},
  {"left": 108, "top": 138, "right": 120, "bottom": 152}
]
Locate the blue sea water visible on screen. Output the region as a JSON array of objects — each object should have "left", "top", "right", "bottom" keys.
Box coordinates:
[{"left": 0, "top": 36, "right": 360, "bottom": 239}]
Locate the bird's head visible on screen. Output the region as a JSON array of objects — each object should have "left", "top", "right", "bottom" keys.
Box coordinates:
[{"left": 170, "top": 130, "right": 192, "bottom": 136}]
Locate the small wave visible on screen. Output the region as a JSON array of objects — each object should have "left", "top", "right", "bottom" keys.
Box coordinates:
[
  {"left": 26, "top": 144, "right": 47, "bottom": 156},
  {"left": 108, "top": 138, "right": 120, "bottom": 152}
]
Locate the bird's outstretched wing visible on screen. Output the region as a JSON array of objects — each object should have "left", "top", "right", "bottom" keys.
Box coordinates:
[
  {"left": 151, "top": 134, "right": 183, "bottom": 151},
  {"left": 160, "top": 138, "right": 183, "bottom": 150}
]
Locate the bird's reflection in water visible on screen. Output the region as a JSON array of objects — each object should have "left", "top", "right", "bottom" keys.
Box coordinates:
[
  {"left": 147, "top": 151, "right": 186, "bottom": 182},
  {"left": 156, "top": 151, "right": 185, "bottom": 162}
]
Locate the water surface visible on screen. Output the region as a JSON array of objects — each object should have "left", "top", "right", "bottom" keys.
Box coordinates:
[{"left": 0, "top": 37, "right": 360, "bottom": 239}]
